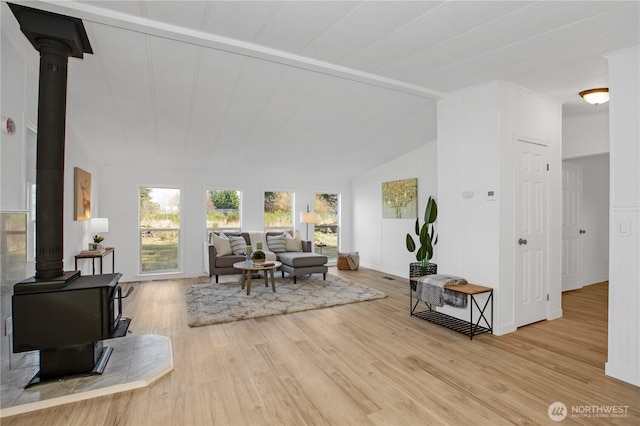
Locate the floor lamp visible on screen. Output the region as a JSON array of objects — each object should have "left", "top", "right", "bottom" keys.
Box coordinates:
[{"left": 300, "top": 205, "right": 318, "bottom": 240}]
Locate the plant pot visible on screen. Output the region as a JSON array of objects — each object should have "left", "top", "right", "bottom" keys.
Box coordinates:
[
  {"left": 409, "top": 262, "right": 437, "bottom": 290},
  {"left": 253, "top": 258, "right": 265, "bottom": 263}
]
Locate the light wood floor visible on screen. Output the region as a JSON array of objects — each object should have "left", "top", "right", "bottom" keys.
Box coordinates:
[{"left": 3, "top": 268, "right": 639, "bottom": 425}]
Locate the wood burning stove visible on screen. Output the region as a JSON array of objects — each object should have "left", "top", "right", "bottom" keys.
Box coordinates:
[
  {"left": 8, "top": 4, "right": 131, "bottom": 387},
  {"left": 12, "top": 273, "right": 131, "bottom": 386}
]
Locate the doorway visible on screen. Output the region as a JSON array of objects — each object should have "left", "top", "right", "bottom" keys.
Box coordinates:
[{"left": 561, "top": 155, "right": 610, "bottom": 289}]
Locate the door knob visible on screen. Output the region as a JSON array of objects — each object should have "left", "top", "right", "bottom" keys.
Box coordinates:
[
  {"left": 518, "top": 238, "right": 528, "bottom": 245},
  {"left": 579, "top": 229, "right": 586, "bottom": 234}
]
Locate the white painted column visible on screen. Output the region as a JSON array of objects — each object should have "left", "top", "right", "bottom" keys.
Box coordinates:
[{"left": 605, "top": 47, "right": 640, "bottom": 387}]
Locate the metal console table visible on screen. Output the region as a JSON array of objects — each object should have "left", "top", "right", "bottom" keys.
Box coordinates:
[{"left": 410, "top": 277, "right": 493, "bottom": 340}]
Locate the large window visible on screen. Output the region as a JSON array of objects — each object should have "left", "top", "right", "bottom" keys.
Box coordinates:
[
  {"left": 264, "top": 191, "right": 293, "bottom": 233},
  {"left": 139, "top": 187, "right": 180, "bottom": 273},
  {"left": 206, "top": 189, "right": 241, "bottom": 237},
  {"left": 314, "top": 193, "right": 339, "bottom": 260}
]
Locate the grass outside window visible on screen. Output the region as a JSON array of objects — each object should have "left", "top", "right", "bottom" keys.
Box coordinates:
[{"left": 140, "top": 230, "right": 179, "bottom": 272}]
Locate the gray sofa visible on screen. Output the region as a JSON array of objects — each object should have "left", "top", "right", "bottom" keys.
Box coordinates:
[{"left": 208, "top": 231, "right": 328, "bottom": 284}]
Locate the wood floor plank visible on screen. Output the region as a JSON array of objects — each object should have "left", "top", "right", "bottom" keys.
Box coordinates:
[{"left": 3, "top": 270, "right": 638, "bottom": 425}]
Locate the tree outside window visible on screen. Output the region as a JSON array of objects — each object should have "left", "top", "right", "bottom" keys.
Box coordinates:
[{"left": 207, "top": 190, "right": 241, "bottom": 237}]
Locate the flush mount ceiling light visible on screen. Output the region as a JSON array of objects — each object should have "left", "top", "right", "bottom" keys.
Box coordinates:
[{"left": 579, "top": 88, "right": 609, "bottom": 105}]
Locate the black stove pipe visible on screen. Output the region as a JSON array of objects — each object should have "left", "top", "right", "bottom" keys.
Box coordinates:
[
  {"left": 8, "top": 3, "right": 93, "bottom": 280},
  {"left": 35, "top": 39, "right": 70, "bottom": 279}
]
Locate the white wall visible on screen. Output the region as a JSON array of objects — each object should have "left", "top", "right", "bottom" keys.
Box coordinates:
[
  {"left": 563, "top": 155, "right": 610, "bottom": 286},
  {"left": 605, "top": 46, "right": 640, "bottom": 387},
  {"left": 1, "top": 5, "right": 37, "bottom": 211},
  {"left": 352, "top": 142, "right": 438, "bottom": 278},
  {"left": 563, "top": 111, "right": 609, "bottom": 159},
  {"left": 64, "top": 129, "right": 102, "bottom": 275},
  {"left": 99, "top": 166, "right": 351, "bottom": 282},
  {"left": 438, "top": 80, "right": 563, "bottom": 336}
]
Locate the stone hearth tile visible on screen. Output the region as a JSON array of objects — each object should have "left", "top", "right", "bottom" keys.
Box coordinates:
[{"left": 0, "top": 334, "right": 173, "bottom": 418}]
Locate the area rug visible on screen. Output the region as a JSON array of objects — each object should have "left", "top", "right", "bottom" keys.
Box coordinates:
[{"left": 184, "top": 273, "right": 386, "bottom": 327}]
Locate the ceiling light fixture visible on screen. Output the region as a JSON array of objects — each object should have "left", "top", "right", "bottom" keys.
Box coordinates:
[{"left": 579, "top": 88, "right": 609, "bottom": 105}]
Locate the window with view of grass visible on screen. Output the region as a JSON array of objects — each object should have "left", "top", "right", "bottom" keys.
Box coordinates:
[
  {"left": 264, "top": 191, "right": 293, "bottom": 233},
  {"left": 314, "top": 193, "right": 340, "bottom": 260},
  {"left": 139, "top": 187, "right": 180, "bottom": 273},
  {"left": 207, "top": 189, "right": 241, "bottom": 238}
]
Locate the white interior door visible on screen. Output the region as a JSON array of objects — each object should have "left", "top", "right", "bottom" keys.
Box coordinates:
[
  {"left": 562, "top": 162, "right": 583, "bottom": 291},
  {"left": 515, "top": 140, "right": 549, "bottom": 327}
]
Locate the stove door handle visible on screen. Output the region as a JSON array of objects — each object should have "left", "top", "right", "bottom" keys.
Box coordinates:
[{"left": 120, "top": 287, "right": 134, "bottom": 299}]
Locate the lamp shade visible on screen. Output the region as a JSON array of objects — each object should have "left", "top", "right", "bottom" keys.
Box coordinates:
[
  {"left": 90, "top": 218, "right": 109, "bottom": 233},
  {"left": 579, "top": 88, "right": 609, "bottom": 105},
  {"left": 300, "top": 211, "right": 318, "bottom": 224}
]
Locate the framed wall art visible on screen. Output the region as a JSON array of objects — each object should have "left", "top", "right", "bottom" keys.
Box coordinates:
[
  {"left": 382, "top": 178, "right": 417, "bottom": 219},
  {"left": 74, "top": 167, "right": 91, "bottom": 220}
]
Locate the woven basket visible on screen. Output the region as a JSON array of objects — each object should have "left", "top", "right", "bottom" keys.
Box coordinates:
[{"left": 337, "top": 256, "right": 351, "bottom": 270}]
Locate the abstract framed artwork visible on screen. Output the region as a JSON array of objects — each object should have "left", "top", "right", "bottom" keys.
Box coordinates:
[
  {"left": 74, "top": 167, "right": 91, "bottom": 220},
  {"left": 382, "top": 178, "right": 417, "bottom": 218}
]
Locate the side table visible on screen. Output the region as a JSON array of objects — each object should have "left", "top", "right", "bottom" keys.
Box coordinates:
[
  {"left": 233, "top": 261, "right": 282, "bottom": 295},
  {"left": 75, "top": 247, "right": 115, "bottom": 275}
]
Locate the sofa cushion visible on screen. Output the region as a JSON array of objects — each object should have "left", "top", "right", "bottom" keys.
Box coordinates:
[
  {"left": 278, "top": 252, "right": 328, "bottom": 267},
  {"left": 285, "top": 231, "right": 302, "bottom": 252},
  {"left": 212, "top": 233, "right": 232, "bottom": 257},
  {"left": 267, "top": 234, "right": 286, "bottom": 253},
  {"left": 216, "top": 232, "right": 250, "bottom": 243},
  {"left": 229, "top": 236, "right": 247, "bottom": 255},
  {"left": 216, "top": 254, "right": 247, "bottom": 268}
]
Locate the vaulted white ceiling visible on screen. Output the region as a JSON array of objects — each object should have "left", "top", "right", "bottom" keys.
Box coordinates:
[{"left": 4, "top": 1, "right": 639, "bottom": 180}]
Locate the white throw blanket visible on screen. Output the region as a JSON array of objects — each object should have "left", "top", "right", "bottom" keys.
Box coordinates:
[
  {"left": 248, "top": 231, "right": 277, "bottom": 261},
  {"left": 417, "top": 274, "right": 467, "bottom": 307},
  {"left": 338, "top": 252, "right": 360, "bottom": 270}
]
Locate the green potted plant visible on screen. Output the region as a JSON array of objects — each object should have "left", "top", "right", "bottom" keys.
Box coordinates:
[
  {"left": 90, "top": 234, "right": 105, "bottom": 251},
  {"left": 252, "top": 249, "right": 266, "bottom": 263},
  {"left": 406, "top": 196, "right": 438, "bottom": 284}
]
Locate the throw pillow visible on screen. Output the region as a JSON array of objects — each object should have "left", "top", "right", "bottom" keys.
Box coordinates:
[
  {"left": 285, "top": 231, "right": 302, "bottom": 252},
  {"left": 212, "top": 233, "right": 232, "bottom": 257},
  {"left": 267, "top": 234, "right": 286, "bottom": 253},
  {"left": 229, "top": 236, "right": 247, "bottom": 255}
]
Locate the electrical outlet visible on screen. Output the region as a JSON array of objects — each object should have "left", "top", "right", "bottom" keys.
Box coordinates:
[{"left": 5, "top": 317, "right": 12, "bottom": 336}]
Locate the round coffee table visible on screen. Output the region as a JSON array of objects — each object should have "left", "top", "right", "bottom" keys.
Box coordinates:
[{"left": 233, "top": 261, "right": 282, "bottom": 295}]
